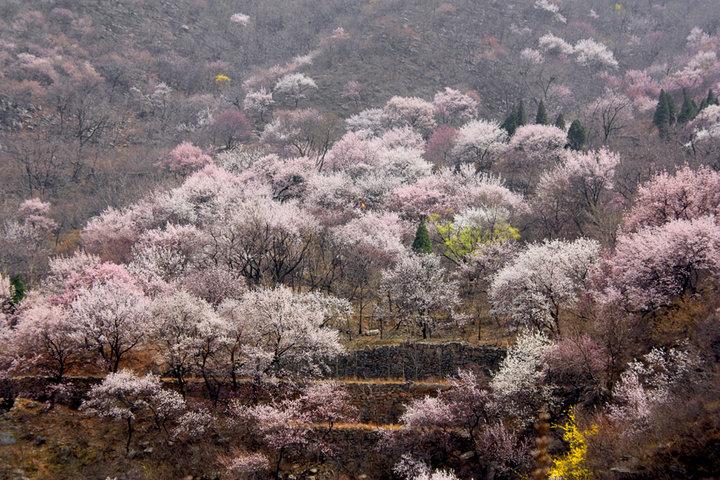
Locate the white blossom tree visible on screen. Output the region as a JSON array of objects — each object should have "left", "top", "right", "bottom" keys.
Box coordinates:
[
  {"left": 489, "top": 239, "right": 600, "bottom": 334},
  {"left": 81, "top": 371, "right": 185, "bottom": 453},
  {"left": 379, "top": 252, "right": 462, "bottom": 339},
  {"left": 450, "top": 120, "right": 509, "bottom": 171},
  {"left": 219, "top": 286, "right": 346, "bottom": 380},
  {"left": 273, "top": 73, "right": 318, "bottom": 107},
  {"left": 70, "top": 279, "right": 149, "bottom": 372},
  {"left": 490, "top": 330, "right": 554, "bottom": 423},
  {"left": 149, "top": 291, "right": 226, "bottom": 398}
]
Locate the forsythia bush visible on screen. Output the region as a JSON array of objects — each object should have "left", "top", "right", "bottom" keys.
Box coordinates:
[
  {"left": 215, "top": 73, "right": 231, "bottom": 83},
  {"left": 549, "top": 412, "right": 598, "bottom": 480},
  {"left": 429, "top": 213, "right": 520, "bottom": 262}
]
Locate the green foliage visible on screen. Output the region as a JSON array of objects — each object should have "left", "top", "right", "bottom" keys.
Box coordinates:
[
  {"left": 501, "top": 100, "right": 528, "bottom": 135},
  {"left": 666, "top": 90, "right": 677, "bottom": 122},
  {"left": 535, "top": 100, "right": 548, "bottom": 125},
  {"left": 10, "top": 275, "right": 25, "bottom": 305},
  {"left": 516, "top": 100, "right": 527, "bottom": 127},
  {"left": 429, "top": 214, "right": 519, "bottom": 263},
  {"left": 699, "top": 88, "right": 719, "bottom": 111},
  {"left": 567, "top": 120, "right": 586, "bottom": 151},
  {"left": 677, "top": 88, "right": 697, "bottom": 125},
  {"left": 501, "top": 108, "right": 518, "bottom": 135},
  {"left": 412, "top": 218, "right": 433, "bottom": 254},
  {"left": 654, "top": 90, "right": 677, "bottom": 137},
  {"left": 554, "top": 113, "right": 566, "bottom": 130},
  {"left": 709, "top": 89, "right": 719, "bottom": 106}
]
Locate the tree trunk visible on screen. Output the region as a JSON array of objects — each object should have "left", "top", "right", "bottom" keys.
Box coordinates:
[{"left": 126, "top": 418, "right": 133, "bottom": 454}]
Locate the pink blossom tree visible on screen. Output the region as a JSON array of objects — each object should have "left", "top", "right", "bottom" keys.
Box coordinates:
[
  {"left": 584, "top": 91, "right": 633, "bottom": 145},
  {"left": 532, "top": 148, "right": 621, "bottom": 239},
  {"left": 208, "top": 108, "right": 253, "bottom": 149},
  {"left": 596, "top": 216, "right": 720, "bottom": 313},
  {"left": 345, "top": 108, "right": 388, "bottom": 135},
  {"left": 261, "top": 108, "right": 340, "bottom": 161},
  {"left": 163, "top": 142, "right": 212, "bottom": 174},
  {"left": 623, "top": 165, "right": 720, "bottom": 232},
  {"left": 82, "top": 209, "right": 136, "bottom": 262},
  {"left": 433, "top": 87, "right": 479, "bottom": 126},
  {"left": 425, "top": 125, "right": 458, "bottom": 167},
  {"left": 332, "top": 211, "right": 410, "bottom": 333},
  {"left": 391, "top": 166, "right": 525, "bottom": 220},
  {"left": 241, "top": 382, "right": 356, "bottom": 476},
  {"left": 608, "top": 347, "right": 702, "bottom": 432},
  {"left": 342, "top": 80, "right": 363, "bottom": 108},
  {"left": 384, "top": 96, "right": 437, "bottom": 135},
  {"left": 1, "top": 198, "right": 57, "bottom": 278},
  {"left": 498, "top": 124, "right": 566, "bottom": 194},
  {"left": 129, "top": 224, "right": 205, "bottom": 288},
  {"left": 0, "top": 274, "right": 13, "bottom": 323},
  {"left": 390, "top": 369, "right": 529, "bottom": 476},
  {"left": 221, "top": 452, "right": 269, "bottom": 480},
  {"left": 204, "top": 197, "right": 318, "bottom": 285},
  {"left": 10, "top": 299, "right": 80, "bottom": 382},
  {"left": 46, "top": 254, "right": 137, "bottom": 306}
]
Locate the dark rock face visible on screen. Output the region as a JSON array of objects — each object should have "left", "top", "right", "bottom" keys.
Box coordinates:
[
  {"left": 329, "top": 342, "right": 505, "bottom": 380},
  {"left": 0, "top": 96, "right": 37, "bottom": 131},
  {"left": 0, "top": 431, "right": 16, "bottom": 445}
]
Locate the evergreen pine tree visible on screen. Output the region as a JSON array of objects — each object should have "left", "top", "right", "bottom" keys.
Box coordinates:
[
  {"left": 516, "top": 100, "right": 527, "bottom": 127},
  {"left": 666, "top": 90, "right": 677, "bottom": 125},
  {"left": 501, "top": 107, "right": 518, "bottom": 135},
  {"left": 567, "top": 120, "right": 586, "bottom": 150},
  {"left": 554, "top": 113, "right": 566, "bottom": 130},
  {"left": 653, "top": 90, "right": 671, "bottom": 137},
  {"left": 412, "top": 218, "right": 432, "bottom": 254},
  {"left": 10, "top": 275, "right": 25, "bottom": 305},
  {"left": 535, "top": 100, "right": 548, "bottom": 125},
  {"left": 699, "top": 89, "right": 717, "bottom": 111},
  {"left": 708, "top": 89, "right": 719, "bottom": 106},
  {"left": 678, "top": 88, "right": 697, "bottom": 124}
]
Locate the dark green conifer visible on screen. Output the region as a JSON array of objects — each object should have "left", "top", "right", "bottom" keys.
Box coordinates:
[
  {"left": 411, "top": 218, "right": 432, "bottom": 254},
  {"left": 707, "top": 89, "right": 718, "bottom": 107},
  {"left": 501, "top": 108, "right": 518, "bottom": 135},
  {"left": 653, "top": 90, "right": 672, "bottom": 137},
  {"left": 567, "top": 120, "right": 586, "bottom": 151},
  {"left": 554, "top": 113, "right": 566, "bottom": 130},
  {"left": 666, "top": 90, "right": 677, "bottom": 125},
  {"left": 516, "top": 100, "right": 527, "bottom": 127},
  {"left": 678, "top": 88, "right": 697, "bottom": 125},
  {"left": 535, "top": 100, "right": 548, "bottom": 125},
  {"left": 10, "top": 275, "right": 25, "bottom": 305}
]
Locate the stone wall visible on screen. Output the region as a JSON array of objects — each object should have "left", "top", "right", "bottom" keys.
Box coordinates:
[{"left": 329, "top": 342, "right": 505, "bottom": 380}]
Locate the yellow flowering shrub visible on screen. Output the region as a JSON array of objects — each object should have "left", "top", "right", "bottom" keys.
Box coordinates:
[
  {"left": 549, "top": 411, "right": 598, "bottom": 480},
  {"left": 215, "top": 73, "right": 231, "bottom": 83}
]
